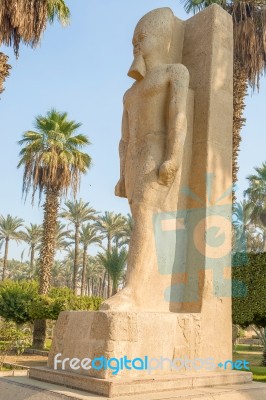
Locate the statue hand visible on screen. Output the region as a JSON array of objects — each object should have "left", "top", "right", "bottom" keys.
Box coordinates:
[
  {"left": 158, "top": 160, "right": 178, "bottom": 186},
  {"left": 115, "top": 177, "right": 126, "bottom": 198}
]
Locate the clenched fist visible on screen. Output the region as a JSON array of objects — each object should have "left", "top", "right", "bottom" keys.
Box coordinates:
[{"left": 158, "top": 160, "right": 178, "bottom": 186}]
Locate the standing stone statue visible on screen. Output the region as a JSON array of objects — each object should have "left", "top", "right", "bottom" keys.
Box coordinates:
[
  {"left": 33, "top": 7, "right": 251, "bottom": 396},
  {"left": 101, "top": 8, "right": 190, "bottom": 311}
]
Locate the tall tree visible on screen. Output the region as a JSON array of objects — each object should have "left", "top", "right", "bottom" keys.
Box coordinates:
[
  {"left": 245, "top": 162, "right": 266, "bottom": 250},
  {"left": 0, "top": 215, "right": 24, "bottom": 280},
  {"left": 96, "top": 212, "right": 127, "bottom": 297},
  {"left": 63, "top": 248, "right": 83, "bottom": 288},
  {"left": 18, "top": 109, "right": 91, "bottom": 348},
  {"left": 60, "top": 200, "right": 98, "bottom": 294},
  {"left": 22, "top": 223, "right": 42, "bottom": 270},
  {"left": 113, "top": 213, "right": 133, "bottom": 248},
  {"left": 0, "top": 53, "right": 11, "bottom": 95},
  {"left": 79, "top": 224, "right": 103, "bottom": 296},
  {"left": 97, "top": 248, "right": 128, "bottom": 295},
  {"left": 182, "top": 0, "right": 266, "bottom": 191},
  {"left": 55, "top": 222, "right": 71, "bottom": 252},
  {"left": 233, "top": 200, "right": 264, "bottom": 253},
  {"left": 0, "top": 0, "right": 70, "bottom": 94},
  {"left": 86, "top": 256, "right": 105, "bottom": 297}
]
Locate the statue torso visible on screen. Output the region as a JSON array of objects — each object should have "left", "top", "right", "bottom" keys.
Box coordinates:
[{"left": 124, "top": 64, "right": 174, "bottom": 142}]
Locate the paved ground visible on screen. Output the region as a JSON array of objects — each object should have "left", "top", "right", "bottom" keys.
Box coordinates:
[
  {"left": 1, "top": 375, "right": 266, "bottom": 400},
  {"left": 0, "top": 378, "right": 70, "bottom": 400},
  {"left": 3, "top": 353, "right": 47, "bottom": 368},
  {"left": 0, "top": 376, "right": 102, "bottom": 400}
]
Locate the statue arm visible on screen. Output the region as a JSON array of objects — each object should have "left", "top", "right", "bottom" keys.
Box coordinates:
[
  {"left": 115, "top": 104, "right": 129, "bottom": 198},
  {"left": 158, "top": 65, "right": 189, "bottom": 186}
]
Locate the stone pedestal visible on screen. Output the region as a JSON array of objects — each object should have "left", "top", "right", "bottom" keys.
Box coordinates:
[
  {"left": 29, "top": 310, "right": 252, "bottom": 397},
  {"left": 46, "top": 310, "right": 203, "bottom": 379},
  {"left": 29, "top": 368, "right": 252, "bottom": 398}
]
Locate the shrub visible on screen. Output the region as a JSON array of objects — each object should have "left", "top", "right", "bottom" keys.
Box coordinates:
[
  {"left": 29, "top": 287, "right": 102, "bottom": 320},
  {"left": 232, "top": 253, "right": 266, "bottom": 328},
  {"left": 0, "top": 280, "right": 38, "bottom": 325}
]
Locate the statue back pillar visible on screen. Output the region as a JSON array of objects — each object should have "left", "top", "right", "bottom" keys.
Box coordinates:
[{"left": 182, "top": 4, "right": 233, "bottom": 363}]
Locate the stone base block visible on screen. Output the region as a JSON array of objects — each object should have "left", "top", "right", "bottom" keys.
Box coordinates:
[
  {"left": 29, "top": 367, "right": 252, "bottom": 398},
  {"left": 47, "top": 310, "right": 208, "bottom": 379}
]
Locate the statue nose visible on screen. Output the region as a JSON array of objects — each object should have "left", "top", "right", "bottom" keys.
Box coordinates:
[{"left": 134, "top": 44, "right": 140, "bottom": 55}]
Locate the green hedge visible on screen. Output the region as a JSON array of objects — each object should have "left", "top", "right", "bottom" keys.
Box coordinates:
[
  {"left": 0, "top": 280, "right": 38, "bottom": 324},
  {"left": 28, "top": 293, "right": 102, "bottom": 320},
  {"left": 0, "top": 280, "right": 102, "bottom": 324},
  {"left": 232, "top": 253, "right": 266, "bottom": 328}
]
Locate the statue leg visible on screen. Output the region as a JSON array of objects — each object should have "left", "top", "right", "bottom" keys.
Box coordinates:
[{"left": 100, "top": 202, "right": 158, "bottom": 311}]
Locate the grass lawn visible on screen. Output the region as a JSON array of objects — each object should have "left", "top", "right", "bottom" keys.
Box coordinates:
[
  {"left": 251, "top": 366, "right": 266, "bottom": 382},
  {"left": 233, "top": 348, "right": 266, "bottom": 382},
  {"left": 235, "top": 344, "right": 263, "bottom": 353},
  {"left": 44, "top": 338, "right": 52, "bottom": 351},
  {"left": 0, "top": 365, "right": 12, "bottom": 371}
]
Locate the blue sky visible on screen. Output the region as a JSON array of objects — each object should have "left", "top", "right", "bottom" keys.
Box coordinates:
[{"left": 0, "top": 0, "right": 265, "bottom": 260}]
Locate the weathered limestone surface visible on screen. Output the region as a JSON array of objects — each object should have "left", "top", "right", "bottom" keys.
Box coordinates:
[
  {"left": 29, "top": 368, "right": 253, "bottom": 398},
  {"left": 47, "top": 311, "right": 201, "bottom": 379},
  {"left": 28, "top": 5, "right": 257, "bottom": 398}
]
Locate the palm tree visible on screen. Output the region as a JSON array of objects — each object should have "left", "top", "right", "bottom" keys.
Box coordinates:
[
  {"left": 0, "top": 52, "right": 11, "bottom": 96},
  {"left": 97, "top": 248, "right": 128, "bottom": 295},
  {"left": 22, "top": 224, "right": 42, "bottom": 270},
  {"left": 0, "top": 215, "right": 24, "bottom": 280},
  {"left": 60, "top": 200, "right": 98, "bottom": 294},
  {"left": 113, "top": 213, "right": 133, "bottom": 248},
  {"left": 55, "top": 222, "right": 71, "bottom": 252},
  {"left": 36, "top": 221, "right": 71, "bottom": 253},
  {"left": 245, "top": 162, "right": 266, "bottom": 250},
  {"left": 0, "top": 0, "right": 70, "bottom": 94},
  {"left": 18, "top": 109, "right": 91, "bottom": 348},
  {"left": 79, "top": 224, "right": 103, "bottom": 295},
  {"left": 182, "top": 0, "right": 266, "bottom": 190},
  {"left": 63, "top": 248, "right": 83, "bottom": 288},
  {"left": 96, "top": 212, "right": 127, "bottom": 297},
  {"left": 5, "top": 259, "right": 33, "bottom": 280},
  {"left": 86, "top": 256, "right": 105, "bottom": 296},
  {"left": 50, "top": 260, "right": 71, "bottom": 287}
]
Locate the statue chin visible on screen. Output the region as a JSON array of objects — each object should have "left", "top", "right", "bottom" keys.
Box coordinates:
[{"left": 128, "top": 55, "right": 146, "bottom": 81}]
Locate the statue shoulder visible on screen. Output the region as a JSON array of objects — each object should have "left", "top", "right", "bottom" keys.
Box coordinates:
[{"left": 166, "top": 63, "right": 189, "bottom": 85}]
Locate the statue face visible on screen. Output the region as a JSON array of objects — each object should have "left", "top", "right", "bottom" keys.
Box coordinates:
[
  {"left": 128, "top": 8, "right": 174, "bottom": 81},
  {"left": 128, "top": 29, "right": 166, "bottom": 81},
  {"left": 132, "top": 28, "right": 162, "bottom": 59}
]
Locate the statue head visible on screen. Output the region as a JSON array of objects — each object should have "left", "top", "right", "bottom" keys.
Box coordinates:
[{"left": 128, "top": 8, "right": 175, "bottom": 81}]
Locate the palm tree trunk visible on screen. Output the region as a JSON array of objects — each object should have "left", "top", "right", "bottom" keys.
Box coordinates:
[
  {"left": 263, "top": 231, "right": 266, "bottom": 252},
  {"left": 101, "top": 271, "right": 107, "bottom": 298},
  {"left": 112, "top": 280, "right": 118, "bottom": 295},
  {"left": 32, "top": 319, "right": 47, "bottom": 350},
  {"left": 91, "top": 278, "right": 94, "bottom": 296},
  {"left": 39, "top": 188, "right": 59, "bottom": 294},
  {"left": 87, "top": 277, "right": 90, "bottom": 296},
  {"left": 33, "top": 188, "right": 59, "bottom": 349},
  {"left": 107, "top": 235, "right": 112, "bottom": 297},
  {"left": 2, "top": 238, "right": 9, "bottom": 280},
  {"left": 232, "top": 58, "right": 248, "bottom": 199},
  {"left": 30, "top": 244, "right": 35, "bottom": 270},
  {"left": 73, "top": 223, "right": 80, "bottom": 295},
  {"left": 81, "top": 246, "right": 87, "bottom": 296},
  {"left": 98, "top": 277, "right": 102, "bottom": 297}
]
